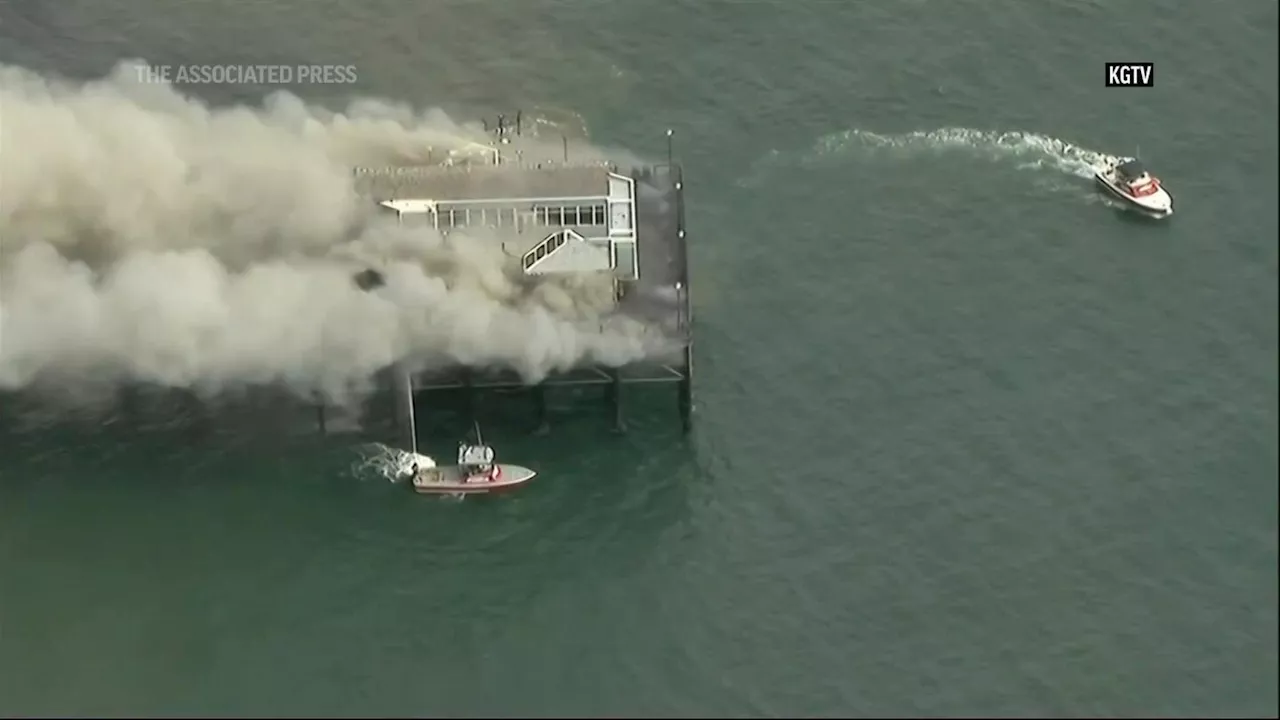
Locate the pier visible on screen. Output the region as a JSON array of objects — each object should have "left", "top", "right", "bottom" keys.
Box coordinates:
[
  {"left": 2, "top": 121, "right": 693, "bottom": 445},
  {"left": 340, "top": 122, "right": 693, "bottom": 445}
]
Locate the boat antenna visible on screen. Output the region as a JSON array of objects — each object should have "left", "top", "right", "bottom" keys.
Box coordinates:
[{"left": 473, "top": 419, "right": 484, "bottom": 447}]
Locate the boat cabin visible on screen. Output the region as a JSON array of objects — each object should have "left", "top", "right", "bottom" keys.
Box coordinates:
[
  {"left": 457, "top": 443, "right": 496, "bottom": 476},
  {"left": 1116, "top": 159, "right": 1147, "bottom": 182},
  {"left": 1115, "top": 159, "right": 1161, "bottom": 197}
]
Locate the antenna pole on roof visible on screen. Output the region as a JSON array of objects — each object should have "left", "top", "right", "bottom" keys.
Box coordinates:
[
  {"left": 666, "top": 128, "right": 674, "bottom": 166},
  {"left": 562, "top": 134, "right": 568, "bottom": 162},
  {"left": 515, "top": 110, "right": 522, "bottom": 136}
]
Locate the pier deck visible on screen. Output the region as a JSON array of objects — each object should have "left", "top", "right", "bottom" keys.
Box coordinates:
[{"left": 381, "top": 160, "right": 693, "bottom": 441}]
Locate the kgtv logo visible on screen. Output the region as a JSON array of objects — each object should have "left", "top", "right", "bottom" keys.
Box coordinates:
[{"left": 1106, "top": 62, "right": 1154, "bottom": 87}]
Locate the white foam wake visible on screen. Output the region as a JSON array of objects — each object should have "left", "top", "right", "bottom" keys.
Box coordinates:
[
  {"left": 352, "top": 443, "right": 435, "bottom": 483},
  {"left": 810, "top": 127, "right": 1118, "bottom": 177}
]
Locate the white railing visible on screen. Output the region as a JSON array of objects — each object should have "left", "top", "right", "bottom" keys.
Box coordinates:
[{"left": 522, "top": 230, "right": 573, "bottom": 271}]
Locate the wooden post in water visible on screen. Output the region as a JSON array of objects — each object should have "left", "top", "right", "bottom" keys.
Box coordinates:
[
  {"left": 679, "top": 345, "right": 693, "bottom": 434},
  {"left": 532, "top": 383, "right": 550, "bottom": 436},
  {"left": 118, "top": 384, "right": 142, "bottom": 426},
  {"left": 460, "top": 368, "right": 475, "bottom": 433},
  {"left": 605, "top": 367, "right": 626, "bottom": 434}
]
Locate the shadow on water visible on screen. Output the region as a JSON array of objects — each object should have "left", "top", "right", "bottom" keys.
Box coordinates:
[
  {"left": 371, "top": 383, "right": 700, "bottom": 577},
  {"left": 0, "top": 381, "right": 700, "bottom": 593},
  {"left": 0, "top": 381, "right": 699, "bottom": 716},
  {"left": 0, "top": 377, "right": 670, "bottom": 449},
  {"left": 350, "top": 386, "right": 702, "bottom": 622}
]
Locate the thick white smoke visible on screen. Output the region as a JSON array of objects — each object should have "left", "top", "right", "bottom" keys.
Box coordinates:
[{"left": 0, "top": 60, "right": 670, "bottom": 407}]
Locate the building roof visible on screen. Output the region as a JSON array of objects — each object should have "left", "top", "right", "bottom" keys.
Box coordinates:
[
  {"left": 354, "top": 163, "right": 614, "bottom": 203},
  {"left": 380, "top": 199, "right": 436, "bottom": 213}
]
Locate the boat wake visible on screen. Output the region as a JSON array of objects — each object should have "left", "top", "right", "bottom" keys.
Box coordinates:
[
  {"left": 351, "top": 443, "right": 436, "bottom": 484},
  {"left": 741, "top": 127, "right": 1121, "bottom": 186}
]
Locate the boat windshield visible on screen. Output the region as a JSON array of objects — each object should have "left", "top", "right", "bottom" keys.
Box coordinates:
[{"left": 1128, "top": 176, "right": 1160, "bottom": 197}]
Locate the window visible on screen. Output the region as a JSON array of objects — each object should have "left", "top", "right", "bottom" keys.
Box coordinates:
[
  {"left": 530, "top": 205, "right": 605, "bottom": 227},
  {"left": 437, "top": 210, "right": 453, "bottom": 229},
  {"left": 536, "top": 245, "right": 547, "bottom": 261}
]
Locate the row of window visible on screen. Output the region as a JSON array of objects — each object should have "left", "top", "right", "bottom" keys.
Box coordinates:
[
  {"left": 433, "top": 206, "right": 516, "bottom": 230},
  {"left": 391, "top": 204, "right": 608, "bottom": 231},
  {"left": 533, "top": 205, "right": 607, "bottom": 227}
]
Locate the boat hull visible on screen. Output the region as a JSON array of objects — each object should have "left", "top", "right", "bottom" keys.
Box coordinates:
[
  {"left": 1093, "top": 173, "right": 1174, "bottom": 218},
  {"left": 408, "top": 464, "right": 537, "bottom": 495}
]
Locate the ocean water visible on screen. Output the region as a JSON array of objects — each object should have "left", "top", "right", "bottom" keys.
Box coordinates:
[{"left": 1, "top": 0, "right": 1277, "bottom": 716}]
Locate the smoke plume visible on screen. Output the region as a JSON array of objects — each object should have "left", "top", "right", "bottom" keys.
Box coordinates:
[{"left": 0, "top": 60, "right": 669, "bottom": 407}]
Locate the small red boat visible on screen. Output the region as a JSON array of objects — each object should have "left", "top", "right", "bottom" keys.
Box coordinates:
[
  {"left": 402, "top": 425, "right": 536, "bottom": 495},
  {"left": 408, "top": 462, "right": 537, "bottom": 495}
]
